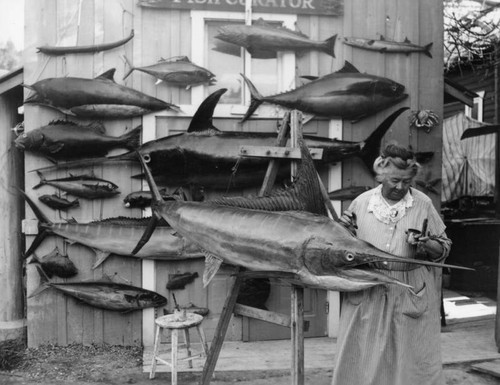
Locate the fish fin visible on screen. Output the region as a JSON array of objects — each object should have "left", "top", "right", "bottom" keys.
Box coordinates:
[
  {"left": 300, "top": 75, "right": 319, "bottom": 81},
  {"left": 246, "top": 47, "right": 277, "bottom": 59},
  {"left": 367, "top": 39, "right": 376, "bottom": 45},
  {"left": 323, "top": 34, "right": 337, "bottom": 58},
  {"left": 22, "top": 83, "right": 35, "bottom": 91},
  {"left": 380, "top": 35, "right": 386, "bottom": 40},
  {"left": 119, "top": 125, "right": 142, "bottom": 150},
  {"left": 47, "top": 143, "right": 65, "bottom": 154},
  {"left": 404, "top": 37, "right": 411, "bottom": 43},
  {"left": 28, "top": 265, "right": 51, "bottom": 298},
  {"left": 86, "top": 121, "right": 107, "bottom": 134},
  {"left": 122, "top": 55, "right": 135, "bottom": 80},
  {"left": 92, "top": 250, "right": 112, "bottom": 269},
  {"left": 187, "top": 88, "right": 227, "bottom": 133},
  {"left": 240, "top": 74, "right": 264, "bottom": 123},
  {"left": 379, "top": 47, "right": 388, "bottom": 53},
  {"left": 32, "top": 170, "right": 46, "bottom": 189},
  {"left": 424, "top": 42, "right": 433, "bottom": 58},
  {"left": 203, "top": 252, "right": 224, "bottom": 287},
  {"left": 132, "top": 215, "right": 160, "bottom": 255},
  {"left": 336, "top": 61, "right": 360, "bottom": 73},
  {"left": 95, "top": 68, "right": 116, "bottom": 82}
]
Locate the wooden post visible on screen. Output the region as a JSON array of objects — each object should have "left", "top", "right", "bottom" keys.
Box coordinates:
[
  {"left": 0, "top": 89, "right": 25, "bottom": 342},
  {"left": 496, "top": 238, "right": 500, "bottom": 352},
  {"left": 291, "top": 285, "right": 304, "bottom": 385}
]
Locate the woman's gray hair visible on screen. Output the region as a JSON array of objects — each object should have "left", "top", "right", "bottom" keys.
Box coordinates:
[{"left": 373, "top": 143, "right": 420, "bottom": 182}]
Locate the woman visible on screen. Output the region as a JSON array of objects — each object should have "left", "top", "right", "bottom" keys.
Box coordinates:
[{"left": 332, "top": 143, "right": 451, "bottom": 385}]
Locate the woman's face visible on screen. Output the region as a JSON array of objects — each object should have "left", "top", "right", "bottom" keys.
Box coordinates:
[{"left": 381, "top": 164, "right": 415, "bottom": 202}]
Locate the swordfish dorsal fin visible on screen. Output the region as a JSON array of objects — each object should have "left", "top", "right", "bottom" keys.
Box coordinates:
[
  {"left": 96, "top": 68, "right": 117, "bottom": 82},
  {"left": 187, "top": 88, "right": 227, "bottom": 133}
]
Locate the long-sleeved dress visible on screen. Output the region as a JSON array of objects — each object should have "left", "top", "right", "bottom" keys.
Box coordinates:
[{"left": 331, "top": 185, "right": 451, "bottom": 385}]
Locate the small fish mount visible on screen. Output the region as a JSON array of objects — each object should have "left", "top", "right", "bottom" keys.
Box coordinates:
[{"left": 409, "top": 110, "right": 439, "bottom": 133}]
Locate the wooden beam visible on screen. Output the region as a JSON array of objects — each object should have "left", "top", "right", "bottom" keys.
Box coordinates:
[
  {"left": 239, "top": 145, "right": 323, "bottom": 160},
  {"left": 233, "top": 304, "right": 291, "bottom": 327},
  {"left": 291, "top": 286, "right": 304, "bottom": 385}
]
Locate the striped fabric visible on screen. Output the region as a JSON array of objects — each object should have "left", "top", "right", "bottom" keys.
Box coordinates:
[
  {"left": 331, "top": 187, "right": 450, "bottom": 385},
  {"left": 442, "top": 112, "right": 495, "bottom": 203}
]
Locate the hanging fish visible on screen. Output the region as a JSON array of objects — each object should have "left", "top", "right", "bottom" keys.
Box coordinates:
[
  {"left": 39, "top": 194, "right": 80, "bottom": 211},
  {"left": 33, "top": 171, "right": 120, "bottom": 199},
  {"left": 215, "top": 19, "right": 337, "bottom": 58},
  {"left": 29, "top": 247, "right": 78, "bottom": 278},
  {"left": 343, "top": 36, "right": 433, "bottom": 58},
  {"left": 23, "top": 69, "right": 179, "bottom": 119},
  {"left": 37, "top": 30, "right": 135, "bottom": 56},
  {"left": 123, "top": 56, "right": 216, "bottom": 88},
  {"left": 240, "top": 61, "right": 408, "bottom": 123},
  {"left": 166, "top": 272, "right": 199, "bottom": 290},
  {"left": 29, "top": 267, "right": 167, "bottom": 313},
  {"left": 14, "top": 120, "right": 142, "bottom": 161},
  {"left": 123, "top": 189, "right": 173, "bottom": 209}
]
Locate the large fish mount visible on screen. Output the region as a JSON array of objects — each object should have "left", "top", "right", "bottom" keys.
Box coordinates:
[
  {"left": 134, "top": 143, "right": 472, "bottom": 292},
  {"left": 343, "top": 36, "right": 433, "bottom": 58},
  {"left": 36, "top": 30, "right": 135, "bottom": 56},
  {"left": 15, "top": 120, "right": 142, "bottom": 161},
  {"left": 30, "top": 267, "right": 167, "bottom": 313},
  {"left": 23, "top": 69, "right": 180, "bottom": 119},
  {"left": 240, "top": 61, "right": 408, "bottom": 123},
  {"left": 32, "top": 89, "right": 409, "bottom": 190},
  {"left": 123, "top": 55, "right": 216, "bottom": 88},
  {"left": 214, "top": 19, "right": 337, "bottom": 58},
  {"left": 20, "top": 190, "right": 204, "bottom": 268}
]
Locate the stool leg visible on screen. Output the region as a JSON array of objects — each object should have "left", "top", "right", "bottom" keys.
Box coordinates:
[
  {"left": 183, "top": 328, "right": 193, "bottom": 368},
  {"left": 171, "top": 329, "right": 178, "bottom": 385},
  {"left": 149, "top": 325, "right": 161, "bottom": 379},
  {"left": 196, "top": 325, "right": 209, "bottom": 356}
]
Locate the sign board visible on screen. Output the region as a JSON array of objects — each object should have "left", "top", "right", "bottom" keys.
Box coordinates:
[{"left": 138, "top": 0, "right": 343, "bottom": 16}]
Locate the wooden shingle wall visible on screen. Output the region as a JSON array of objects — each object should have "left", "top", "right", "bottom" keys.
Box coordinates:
[{"left": 23, "top": 0, "right": 444, "bottom": 346}]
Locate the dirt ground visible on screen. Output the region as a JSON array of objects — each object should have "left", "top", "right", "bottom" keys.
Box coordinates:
[{"left": 1, "top": 343, "right": 500, "bottom": 385}]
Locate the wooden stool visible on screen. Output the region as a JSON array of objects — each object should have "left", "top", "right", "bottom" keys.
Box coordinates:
[{"left": 149, "top": 312, "right": 208, "bottom": 384}]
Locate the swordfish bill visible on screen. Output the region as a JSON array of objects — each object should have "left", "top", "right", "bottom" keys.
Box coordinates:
[
  {"left": 31, "top": 89, "right": 409, "bottom": 189},
  {"left": 135, "top": 149, "right": 472, "bottom": 292}
]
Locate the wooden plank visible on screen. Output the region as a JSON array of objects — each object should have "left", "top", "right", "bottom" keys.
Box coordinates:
[
  {"left": 291, "top": 286, "right": 304, "bottom": 385},
  {"left": 496, "top": 238, "right": 500, "bottom": 352},
  {"left": 239, "top": 146, "right": 323, "bottom": 160},
  {"left": 233, "top": 304, "right": 291, "bottom": 327},
  {"left": 471, "top": 359, "right": 500, "bottom": 378}
]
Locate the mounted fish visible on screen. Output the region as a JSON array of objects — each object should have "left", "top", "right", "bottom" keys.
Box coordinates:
[
  {"left": 461, "top": 124, "right": 500, "bottom": 139},
  {"left": 328, "top": 186, "right": 372, "bottom": 201},
  {"left": 134, "top": 144, "right": 472, "bottom": 292},
  {"left": 34, "top": 89, "right": 409, "bottom": 190},
  {"left": 29, "top": 267, "right": 167, "bottom": 312},
  {"left": 14, "top": 120, "right": 141, "bottom": 161},
  {"left": 240, "top": 61, "right": 408, "bottom": 123},
  {"left": 212, "top": 39, "right": 276, "bottom": 59},
  {"left": 214, "top": 19, "right": 337, "bottom": 58},
  {"left": 20, "top": 190, "right": 203, "bottom": 268},
  {"left": 123, "top": 189, "right": 172, "bottom": 209},
  {"left": 39, "top": 194, "right": 79, "bottom": 211},
  {"left": 37, "top": 30, "right": 135, "bottom": 56},
  {"left": 33, "top": 172, "right": 120, "bottom": 200},
  {"left": 29, "top": 247, "right": 78, "bottom": 278},
  {"left": 123, "top": 56, "right": 216, "bottom": 89},
  {"left": 343, "top": 36, "right": 433, "bottom": 58},
  {"left": 166, "top": 272, "right": 199, "bottom": 290},
  {"left": 23, "top": 69, "right": 179, "bottom": 119}
]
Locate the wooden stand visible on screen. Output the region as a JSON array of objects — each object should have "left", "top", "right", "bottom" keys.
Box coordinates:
[{"left": 199, "top": 111, "right": 336, "bottom": 385}]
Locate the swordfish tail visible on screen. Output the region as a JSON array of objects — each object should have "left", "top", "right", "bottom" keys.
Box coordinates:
[{"left": 322, "top": 34, "right": 337, "bottom": 57}]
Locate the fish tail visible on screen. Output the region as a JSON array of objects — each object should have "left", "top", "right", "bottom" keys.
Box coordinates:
[
  {"left": 424, "top": 42, "right": 433, "bottom": 58},
  {"left": 240, "top": 73, "right": 264, "bottom": 123},
  {"left": 359, "top": 107, "right": 409, "bottom": 172},
  {"left": 120, "top": 124, "right": 142, "bottom": 150},
  {"left": 323, "top": 34, "right": 337, "bottom": 58},
  {"left": 18, "top": 189, "right": 53, "bottom": 258},
  {"left": 122, "top": 55, "right": 135, "bottom": 80},
  {"left": 28, "top": 265, "right": 51, "bottom": 298},
  {"left": 33, "top": 170, "right": 46, "bottom": 189}
]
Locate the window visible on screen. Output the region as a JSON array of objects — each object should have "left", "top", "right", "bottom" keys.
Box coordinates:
[
  {"left": 191, "top": 11, "right": 297, "bottom": 117},
  {"left": 465, "top": 90, "right": 485, "bottom": 122}
]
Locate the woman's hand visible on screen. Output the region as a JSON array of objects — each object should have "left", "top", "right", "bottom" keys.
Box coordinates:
[
  {"left": 415, "top": 236, "right": 444, "bottom": 260},
  {"left": 339, "top": 210, "right": 358, "bottom": 236}
]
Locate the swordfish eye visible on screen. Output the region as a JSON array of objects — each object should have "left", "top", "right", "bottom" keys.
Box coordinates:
[
  {"left": 344, "top": 252, "right": 355, "bottom": 263},
  {"left": 143, "top": 154, "right": 151, "bottom": 163}
]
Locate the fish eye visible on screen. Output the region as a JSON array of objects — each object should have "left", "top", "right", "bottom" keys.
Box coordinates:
[
  {"left": 22, "top": 133, "right": 27, "bottom": 138},
  {"left": 143, "top": 154, "right": 151, "bottom": 163},
  {"left": 345, "top": 253, "right": 355, "bottom": 262}
]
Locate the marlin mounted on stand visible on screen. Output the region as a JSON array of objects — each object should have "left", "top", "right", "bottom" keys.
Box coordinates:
[
  {"left": 133, "top": 140, "right": 472, "bottom": 292},
  {"left": 31, "top": 89, "right": 409, "bottom": 191}
]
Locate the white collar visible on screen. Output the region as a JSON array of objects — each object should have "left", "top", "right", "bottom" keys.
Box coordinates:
[{"left": 367, "top": 185, "right": 414, "bottom": 224}]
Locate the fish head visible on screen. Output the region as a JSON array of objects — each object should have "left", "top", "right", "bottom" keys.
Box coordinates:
[
  {"left": 14, "top": 129, "right": 44, "bottom": 151},
  {"left": 133, "top": 292, "right": 168, "bottom": 308},
  {"left": 373, "top": 77, "right": 406, "bottom": 98}
]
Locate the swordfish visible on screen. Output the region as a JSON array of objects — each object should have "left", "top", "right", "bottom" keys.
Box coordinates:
[
  {"left": 32, "top": 89, "right": 409, "bottom": 190},
  {"left": 134, "top": 146, "right": 472, "bottom": 292}
]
